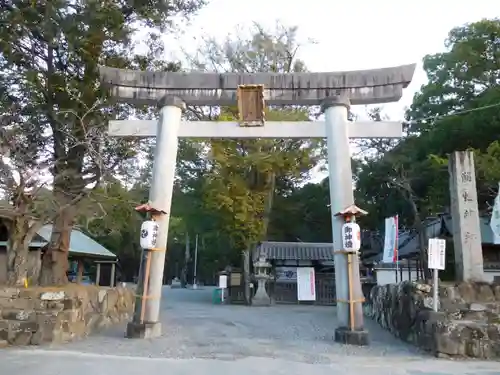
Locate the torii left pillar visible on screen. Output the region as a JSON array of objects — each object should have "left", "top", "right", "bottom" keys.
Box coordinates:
[
  {"left": 323, "top": 97, "right": 368, "bottom": 346},
  {"left": 126, "top": 96, "right": 184, "bottom": 339}
]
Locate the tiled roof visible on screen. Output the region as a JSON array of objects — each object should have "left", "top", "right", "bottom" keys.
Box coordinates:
[
  {"left": 365, "top": 214, "right": 498, "bottom": 264},
  {"left": 364, "top": 216, "right": 448, "bottom": 263},
  {"left": 255, "top": 241, "right": 334, "bottom": 261}
]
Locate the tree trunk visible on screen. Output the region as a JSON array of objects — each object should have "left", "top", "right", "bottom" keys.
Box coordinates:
[
  {"left": 415, "top": 218, "right": 431, "bottom": 280},
  {"left": 180, "top": 232, "right": 190, "bottom": 288},
  {"left": 262, "top": 173, "right": 276, "bottom": 239},
  {"left": 39, "top": 192, "right": 76, "bottom": 285},
  {"left": 407, "top": 195, "right": 431, "bottom": 280},
  {"left": 397, "top": 185, "right": 431, "bottom": 280},
  {"left": 242, "top": 248, "right": 251, "bottom": 305},
  {"left": 6, "top": 218, "right": 41, "bottom": 286},
  {"left": 6, "top": 220, "right": 29, "bottom": 286}
]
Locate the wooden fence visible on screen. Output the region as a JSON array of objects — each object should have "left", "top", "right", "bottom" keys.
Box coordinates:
[{"left": 267, "top": 272, "right": 336, "bottom": 305}]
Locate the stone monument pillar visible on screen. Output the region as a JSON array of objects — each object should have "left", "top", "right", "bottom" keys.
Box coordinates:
[
  {"left": 252, "top": 256, "right": 271, "bottom": 306},
  {"left": 449, "top": 151, "right": 484, "bottom": 281}
]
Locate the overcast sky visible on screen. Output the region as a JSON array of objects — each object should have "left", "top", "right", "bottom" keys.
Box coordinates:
[{"left": 164, "top": 0, "right": 497, "bottom": 120}]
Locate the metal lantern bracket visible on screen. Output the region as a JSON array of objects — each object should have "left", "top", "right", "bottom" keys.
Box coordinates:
[
  {"left": 135, "top": 203, "right": 167, "bottom": 323},
  {"left": 334, "top": 204, "right": 367, "bottom": 331}
]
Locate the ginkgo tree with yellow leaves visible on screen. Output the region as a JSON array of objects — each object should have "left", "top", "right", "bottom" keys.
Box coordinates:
[
  {"left": 178, "top": 24, "right": 326, "bottom": 264},
  {"left": 203, "top": 105, "right": 322, "bottom": 261}
]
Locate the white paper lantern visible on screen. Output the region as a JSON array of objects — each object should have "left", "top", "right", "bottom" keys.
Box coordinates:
[
  {"left": 341, "top": 222, "right": 361, "bottom": 251},
  {"left": 140, "top": 221, "right": 159, "bottom": 249}
]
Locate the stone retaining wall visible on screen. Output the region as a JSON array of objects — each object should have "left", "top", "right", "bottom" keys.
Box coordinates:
[
  {"left": 365, "top": 281, "right": 500, "bottom": 359},
  {"left": 0, "top": 284, "right": 134, "bottom": 346}
]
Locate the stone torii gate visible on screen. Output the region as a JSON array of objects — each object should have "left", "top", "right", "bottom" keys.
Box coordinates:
[{"left": 100, "top": 64, "right": 416, "bottom": 344}]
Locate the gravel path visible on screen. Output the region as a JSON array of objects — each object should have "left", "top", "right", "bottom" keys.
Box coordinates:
[{"left": 1, "top": 287, "right": 499, "bottom": 375}]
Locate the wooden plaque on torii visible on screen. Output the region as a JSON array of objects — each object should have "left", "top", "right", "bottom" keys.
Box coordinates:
[{"left": 237, "top": 84, "right": 265, "bottom": 127}]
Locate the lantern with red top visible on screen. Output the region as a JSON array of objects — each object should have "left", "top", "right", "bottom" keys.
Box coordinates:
[
  {"left": 135, "top": 203, "right": 165, "bottom": 250},
  {"left": 335, "top": 204, "right": 367, "bottom": 252}
]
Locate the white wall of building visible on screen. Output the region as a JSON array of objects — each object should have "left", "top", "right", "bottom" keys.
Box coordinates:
[
  {"left": 374, "top": 268, "right": 420, "bottom": 286},
  {"left": 483, "top": 270, "right": 500, "bottom": 283},
  {"left": 375, "top": 268, "right": 500, "bottom": 285}
]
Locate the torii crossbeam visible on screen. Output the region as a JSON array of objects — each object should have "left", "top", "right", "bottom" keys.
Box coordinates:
[
  {"left": 108, "top": 120, "right": 403, "bottom": 139},
  {"left": 100, "top": 63, "right": 416, "bottom": 345},
  {"left": 100, "top": 64, "right": 415, "bottom": 106}
]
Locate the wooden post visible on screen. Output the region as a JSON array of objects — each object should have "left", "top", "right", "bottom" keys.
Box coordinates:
[
  {"left": 110, "top": 262, "right": 116, "bottom": 287},
  {"left": 96, "top": 262, "right": 101, "bottom": 286},
  {"left": 347, "top": 253, "right": 354, "bottom": 330},
  {"left": 76, "top": 259, "right": 84, "bottom": 283},
  {"left": 243, "top": 249, "right": 251, "bottom": 305},
  {"left": 140, "top": 253, "right": 152, "bottom": 323}
]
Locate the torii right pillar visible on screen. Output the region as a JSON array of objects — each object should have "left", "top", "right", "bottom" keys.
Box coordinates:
[{"left": 323, "top": 96, "right": 368, "bottom": 346}]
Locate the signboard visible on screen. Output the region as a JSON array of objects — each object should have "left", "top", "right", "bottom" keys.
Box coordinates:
[
  {"left": 490, "top": 183, "right": 500, "bottom": 244},
  {"left": 382, "top": 216, "right": 399, "bottom": 263},
  {"left": 428, "top": 238, "right": 446, "bottom": 270},
  {"left": 275, "top": 267, "right": 297, "bottom": 283},
  {"left": 297, "top": 267, "right": 316, "bottom": 301},
  {"left": 218, "top": 274, "right": 228, "bottom": 289},
  {"left": 230, "top": 273, "right": 241, "bottom": 286}
]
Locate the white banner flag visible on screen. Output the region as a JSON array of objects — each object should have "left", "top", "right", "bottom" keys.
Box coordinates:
[
  {"left": 490, "top": 183, "right": 500, "bottom": 245},
  {"left": 383, "top": 215, "right": 399, "bottom": 263}
]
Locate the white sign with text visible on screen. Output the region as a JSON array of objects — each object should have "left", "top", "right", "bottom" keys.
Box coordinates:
[
  {"left": 297, "top": 267, "right": 316, "bottom": 301},
  {"left": 219, "top": 274, "right": 228, "bottom": 289},
  {"left": 428, "top": 238, "right": 446, "bottom": 270}
]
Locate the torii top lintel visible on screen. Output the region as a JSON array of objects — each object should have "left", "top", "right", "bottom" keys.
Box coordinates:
[{"left": 99, "top": 64, "right": 416, "bottom": 106}]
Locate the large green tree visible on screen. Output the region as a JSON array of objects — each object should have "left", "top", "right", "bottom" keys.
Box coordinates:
[
  {"left": 355, "top": 18, "right": 500, "bottom": 274},
  {"left": 125, "top": 24, "right": 325, "bottom": 283},
  {"left": 195, "top": 24, "right": 323, "bottom": 260},
  {"left": 0, "top": 0, "right": 206, "bottom": 284}
]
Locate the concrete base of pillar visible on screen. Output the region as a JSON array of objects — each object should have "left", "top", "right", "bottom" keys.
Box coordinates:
[
  {"left": 125, "top": 321, "right": 161, "bottom": 339},
  {"left": 334, "top": 327, "right": 369, "bottom": 346}
]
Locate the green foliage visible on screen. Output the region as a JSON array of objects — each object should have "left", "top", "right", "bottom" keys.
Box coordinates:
[
  {"left": 181, "top": 24, "right": 324, "bottom": 262},
  {"left": 6, "top": 14, "right": 498, "bottom": 283},
  {"left": 355, "top": 18, "right": 500, "bottom": 233},
  {"left": 269, "top": 179, "right": 331, "bottom": 242},
  {"left": 0, "top": 0, "right": 206, "bottom": 283},
  {"left": 93, "top": 18, "right": 500, "bottom": 280}
]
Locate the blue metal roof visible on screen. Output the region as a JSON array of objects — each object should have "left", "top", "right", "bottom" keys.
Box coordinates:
[
  {"left": 0, "top": 241, "right": 47, "bottom": 248},
  {"left": 442, "top": 215, "right": 494, "bottom": 245},
  {"left": 33, "top": 225, "right": 116, "bottom": 259}
]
